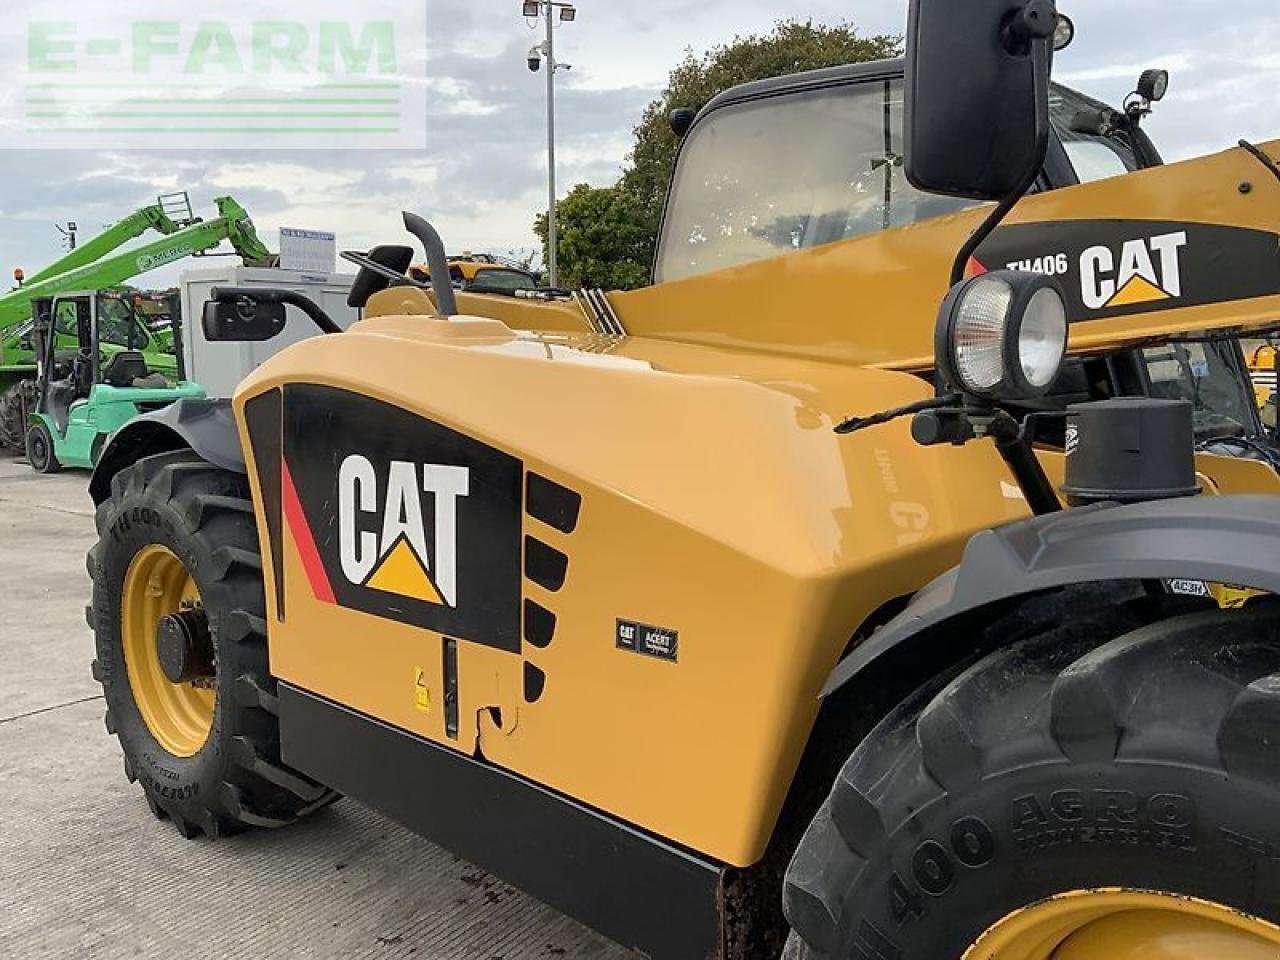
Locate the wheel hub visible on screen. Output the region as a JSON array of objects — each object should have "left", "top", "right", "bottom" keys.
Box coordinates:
[
  {"left": 121, "top": 545, "right": 216, "bottom": 757},
  {"left": 155, "top": 609, "right": 214, "bottom": 684},
  {"left": 966, "top": 889, "right": 1280, "bottom": 959}
]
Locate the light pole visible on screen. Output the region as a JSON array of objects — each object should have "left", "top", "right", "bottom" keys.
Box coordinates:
[
  {"left": 524, "top": 1, "right": 576, "bottom": 289},
  {"left": 56, "top": 221, "right": 78, "bottom": 252}
]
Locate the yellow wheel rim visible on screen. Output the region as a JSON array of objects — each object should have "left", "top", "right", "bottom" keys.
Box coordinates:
[
  {"left": 121, "top": 545, "right": 215, "bottom": 757},
  {"left": 966, "top": 889, "right": 1280, "bottom": 960}
]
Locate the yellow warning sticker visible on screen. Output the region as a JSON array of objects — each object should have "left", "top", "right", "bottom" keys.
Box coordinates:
[{"left": 414, "top": 667, "right": 431, "bottom": 713}]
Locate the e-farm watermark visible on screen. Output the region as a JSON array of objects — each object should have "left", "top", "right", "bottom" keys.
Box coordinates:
[{"left": 7, "top": 0, "right": 427, "bottom": 149}]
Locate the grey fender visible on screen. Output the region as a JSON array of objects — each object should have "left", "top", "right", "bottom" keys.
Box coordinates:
[
  {"left": 89, "top": 399, "right": 246, "bottom": 506},
  {"left": 823, "top": 495, "right": 1280, "bottom": 696}
]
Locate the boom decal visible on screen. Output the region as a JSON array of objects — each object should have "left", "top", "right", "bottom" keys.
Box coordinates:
[{"left": 974, "top": 220, "right": 1280, "bottom": 322}]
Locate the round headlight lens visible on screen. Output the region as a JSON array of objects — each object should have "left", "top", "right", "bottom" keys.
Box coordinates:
[
  {"left": 1053, "top": 13, "right": 1075, "bottom": 52},
  {"left": 936, "top": 270, "right": 1070, "bottom": 401},
  {"left": 953, "top": 276, "right": 1013, "bottom": 393},
  {"left": 1018, "top": 286, "right": 1068, "bottom": 389}
]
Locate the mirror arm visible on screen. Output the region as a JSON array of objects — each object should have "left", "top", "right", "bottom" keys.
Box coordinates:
[
  {"left": 948, "top": 38, "right": 1054, "bottom": 287},
  {"left": 210, "top": 286, "right": 342, "bottom": 335}
]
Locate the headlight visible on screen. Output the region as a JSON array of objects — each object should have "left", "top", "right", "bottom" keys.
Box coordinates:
[{"left": 935, "top": 270, "right": 1068, "bottom": 401}]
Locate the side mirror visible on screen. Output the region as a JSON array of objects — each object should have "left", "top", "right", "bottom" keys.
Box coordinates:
[
  {"left": 905, "top": 0, "right": 1058, "bottom": 201},
  {"left": 202, "top": 297, "right": 287, "bottom": 342}
]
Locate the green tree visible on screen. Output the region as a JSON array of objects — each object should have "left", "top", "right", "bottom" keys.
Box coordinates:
[
  {"left": 624, "top": 20, "right": 900, "bottom": 213},
  {"left": 537, "top": 19, "right": 901, "bottom": 289},
  {"left": 533, "top": 183, "right": 653, "bottom": 291}
]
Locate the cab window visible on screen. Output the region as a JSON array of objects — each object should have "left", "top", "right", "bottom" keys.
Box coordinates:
[
  {"left": 468, "top": 268, "right": 537, "bottom": 293},
  {"left": 656, "top": 78, "right": 972, "bottom": 284},
  {"left": 1049, "top": 83, "right": 1140, "bottom": 184},
  {"left": 54, "top": 300, "right": 79, "bottom": 336},
  {"left": 97, "top": 299, "right": 148, "bottom": 349},
  {"left": 1141, "top": 340, "right": 1256, "bottom": 441}
]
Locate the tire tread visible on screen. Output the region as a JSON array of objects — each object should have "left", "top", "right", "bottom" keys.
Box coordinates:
[{"left": 783, "top": 592, "right": 1280, "bottom": 957}]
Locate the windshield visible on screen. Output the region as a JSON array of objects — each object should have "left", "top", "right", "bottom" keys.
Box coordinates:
[
  {"left": 656, "top": 78, "right": 972, "bottom": 284},
  {"left": 655, "top": 76, "right": 1157, "bottom": 284},
  {"left": 1049, "top": 83, "right": 1141, "bottom": 184},
  {"left": 1140, "top": 340, "right": 1260, "bottom": 442}
]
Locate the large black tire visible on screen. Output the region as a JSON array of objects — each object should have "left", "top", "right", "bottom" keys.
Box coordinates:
[
  {"left": 0, "top": 379, "right": 33, "bottom": 450},
  {"left": 88, "top": 450, "right": 336, "bottom": 839},
  {"left": 783, "top": 597, "right": 1280, "bottom": 958},
  {"left": 25, "top": 420, "right": 61, "bottom": 474}
]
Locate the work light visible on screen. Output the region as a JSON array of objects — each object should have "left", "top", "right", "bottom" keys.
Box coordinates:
[
  {"left": 560, "top": 5, "right": 577, "bottom": 21},
  {"left": 935, "top": 270, "right": 1068, "bottom": 401},
  {"left": 1053, "top": 13, "right": 1075, "bottom": 51},
  {"left": 523, "top": 1, "right": 541, "bottom": 17},
  {"left": 1138, "top": 68, "right": 1170, "bottom": 102}
]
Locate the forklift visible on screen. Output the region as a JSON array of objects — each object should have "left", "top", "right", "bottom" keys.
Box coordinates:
[{"left": 25, "top": 291, "right": 203, "bottom": 473}]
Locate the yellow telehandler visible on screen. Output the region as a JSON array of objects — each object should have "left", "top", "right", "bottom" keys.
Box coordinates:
[{"left": 84, "top": 1, "right": 1280, "bottom": 956}]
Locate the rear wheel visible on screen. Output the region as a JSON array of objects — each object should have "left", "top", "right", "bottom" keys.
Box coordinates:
[
  {"left": 783, "top": 599, "right": 1280, "bottom": 959},
  {"left": 89, "top": 450, "right": 336, "bottom": 838},
  {"left": 0, "top": 379, "right": 32, "bottom": 450},
  {"left": 26, "top": 420, "right": 60, "bottom": 474}
]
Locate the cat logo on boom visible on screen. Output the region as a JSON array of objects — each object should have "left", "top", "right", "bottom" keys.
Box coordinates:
[
  {"left": 338, "top": 455, "right": 470, "bottom": 607},
  {"left": 1079, "top": 231, "right": 1187, "bottom": 310},
  {"left": 975, "top": 220, "right": 1280, "bottom": 323}
]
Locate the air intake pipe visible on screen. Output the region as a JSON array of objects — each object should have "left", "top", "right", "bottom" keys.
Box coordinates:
[{"left": 402, "top": 211, "right": 459, "bottom": 318}]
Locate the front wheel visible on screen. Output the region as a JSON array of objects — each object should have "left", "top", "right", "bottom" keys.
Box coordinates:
[
  {"left": 783, "top": 600, "right": 1280, "bottom": 959},
  {"left": 26, "top": 420, "right": 61, "bottom": 474},
  {"left": 89, "top": 450, "right": 336, "bottom": 838}
]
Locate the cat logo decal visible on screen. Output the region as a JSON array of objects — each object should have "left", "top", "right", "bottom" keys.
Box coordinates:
[
  {"left": 276, "top": 384, "right": 524, "bottom": 652},
  {"left": 1079, "top": 231, "right": 1187, "bottom": 310},
  {"left": 338, "top": 456, "right": 469, "bottom": 608},
  {"left": 974, "top": 220, "right": 1280, "bottom": 322}
]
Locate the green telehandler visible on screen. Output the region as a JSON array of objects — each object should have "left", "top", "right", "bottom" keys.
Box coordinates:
[{"left": 0, "top": 192, "right": 272, "bottom": 448}]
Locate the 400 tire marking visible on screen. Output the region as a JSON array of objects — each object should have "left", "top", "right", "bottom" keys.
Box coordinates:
[{"left": 890, "top": 816, "right": 996, "bottom": 925}]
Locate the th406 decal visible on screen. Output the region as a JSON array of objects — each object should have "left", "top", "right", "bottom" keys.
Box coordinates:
[{"left": 974, "top": 220, "right": 1280, "bottom": 322}]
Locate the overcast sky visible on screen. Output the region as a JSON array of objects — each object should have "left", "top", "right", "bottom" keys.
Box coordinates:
[{"left": 0, "top": 0, "right": 1277, "bottom": 286}]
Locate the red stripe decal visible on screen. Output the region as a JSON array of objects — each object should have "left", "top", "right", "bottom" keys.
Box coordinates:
[{"left": 281, "top": 459, "right": 336, "bottom": 605}]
